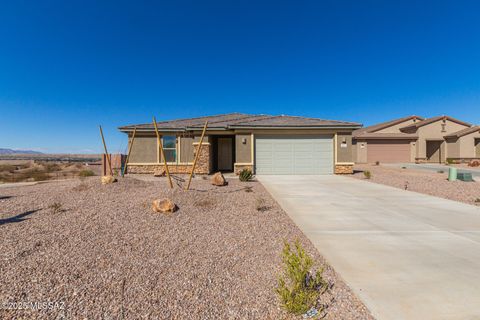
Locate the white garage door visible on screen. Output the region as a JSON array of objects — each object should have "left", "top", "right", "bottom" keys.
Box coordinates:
[{"left": 255, "top": 135, "right": 334, "bottom": 175}]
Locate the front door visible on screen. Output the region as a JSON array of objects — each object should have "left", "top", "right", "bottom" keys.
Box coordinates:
[
  {"left": 217, "top": 138, "right": 233, "bottom": 171},
  {"left": 426, "top": 141, "right": 442, "bottom": 163},
  {"left": 476, "top": 139, "right": 480, "bottom": 158}
]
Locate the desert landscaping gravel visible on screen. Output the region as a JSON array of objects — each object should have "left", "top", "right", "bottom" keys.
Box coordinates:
[
  {"left": 0, "top": 176, "right": 372, "bottom": 319},
  {"left": 352, "top": 164, "right": 480, "bottom": 206}
]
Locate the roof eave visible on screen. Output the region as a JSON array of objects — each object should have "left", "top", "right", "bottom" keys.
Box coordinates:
[{"left": 228, "top": 125, "right": 362, "bottom": 130}]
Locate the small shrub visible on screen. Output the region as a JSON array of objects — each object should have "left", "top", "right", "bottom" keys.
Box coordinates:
[
  {"left": 446, "top": 159, "right": 454, "bottom": 165},
  {"left": 239, "top": 169, "right": 253, "bottom": 182},
  {"left": 42, "top": 162, "right": 61, "bottom": 172},
  {"left": 437, "top": 170, "right": 445, "bottom": 174},
  {"left": 30, "top": 170, "right": 50, "bottom": 181},
  {"left": 0, "top": 164, "right": 16, "bottom": 173},
  {"left": 401, "top": 166, "right": 407, "bottom": 169},
  {"left": 255, "top": 197, "right": 269, "bottom": 212},
  {"left": 363, "top": 171, "right": 371, "bottom": 179},
  {"left": 475, "top": 198, "right": 480, "bottom": 204},
  {"left": 48, "top": 202, "right": 64, "bottom": 214},
  {"left": 78, "top": 169, "right": 95, "bottom": 177},
  {"left": 276, "top": 240, "right": 327, "bottom": 315}
]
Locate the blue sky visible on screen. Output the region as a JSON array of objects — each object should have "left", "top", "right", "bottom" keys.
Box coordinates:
[{"left": 1, "top": 0, "right": 479, "bottom": 153}]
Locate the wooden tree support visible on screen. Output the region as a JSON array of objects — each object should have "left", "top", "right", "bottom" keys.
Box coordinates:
[
  {"left": 99, "top": 125, "right": 113, "bottom": 176},
  {"left": 185, "top": 121, "right": 208, "bottom": 190},
  {"left": 122, "top": 127, "right": 137, "bottom": 177},
  {"left": 153, "top": 116, "right": 173, "bottom": 189}
]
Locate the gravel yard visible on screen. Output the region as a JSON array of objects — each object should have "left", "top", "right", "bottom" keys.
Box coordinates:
[
  {"left": 352, "top": 164, "right": 480, "bottom": 206},
  {"left": 0, "top": 176, "right": 371, "bottom": 319}
]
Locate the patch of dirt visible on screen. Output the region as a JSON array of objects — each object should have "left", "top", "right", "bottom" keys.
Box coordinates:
[
  {"left": 352, "top": 164, "right": 480, "bottom": 206},
  {"left": 0, "top": 176, "right": 372, "bottom": 319}
]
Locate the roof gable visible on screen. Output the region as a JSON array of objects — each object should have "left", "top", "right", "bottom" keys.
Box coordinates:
[
  {"left": 444, "top": 126, "right": 480, "bottom": 139},
  {"left": 400, "top": 116, "right": 471, "bottom": 132},
  {"left": 353, "top": 115, "right": 423, "bottom": 137}
]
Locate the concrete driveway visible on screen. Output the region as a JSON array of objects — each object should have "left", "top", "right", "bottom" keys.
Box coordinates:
[{"left": 258, "top": 175, "right": 480, "bottom": 320}]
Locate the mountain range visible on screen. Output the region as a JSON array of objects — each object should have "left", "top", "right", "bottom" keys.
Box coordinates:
[{"left": 0, "top": 148, "right": 43, "bottom": 155}]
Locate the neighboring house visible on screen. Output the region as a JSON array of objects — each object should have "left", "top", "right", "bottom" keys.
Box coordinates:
[
  {"left": 119, "top": 113, "right": 361, "bottom": 175},
  {"left": 444, "top": 126, "right": 480, "bottom": 160},
  {"left": 354, "top": 115, "right": 476, "bottom": 163}
]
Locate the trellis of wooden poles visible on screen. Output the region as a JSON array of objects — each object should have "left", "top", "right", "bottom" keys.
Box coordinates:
[
  {"left": 99, "top": 125, "right": 113, "bottom": 176},
  {"left": 185, "top": 121, "right": 208, "bottom": 190}
]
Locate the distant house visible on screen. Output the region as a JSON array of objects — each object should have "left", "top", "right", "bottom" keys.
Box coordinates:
[
  {"left": 353, "top": 115, "right": 479, "bottom": 163},
  {"left": 119, "top": 113, "right": 361, "bottom": 175}
]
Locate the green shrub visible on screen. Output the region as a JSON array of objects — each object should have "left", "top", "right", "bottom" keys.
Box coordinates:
[
  {"left": 30, "top": 170, "right": 50, "bottom": 181},
  {"left": 239, "top": 168, "right": 253, "bottom": 182},
  {"left": 446, "top": 159, "right": 454, "bottom": 165},
  {"left": 363, "top": 171, "right": 371, "bottom": 179},
  {"left": 276, "top": 240, "right": 327, "bottom": 315},
  {"left": 78, "top": 169, "right": 95, "bottom": 177},
  {"left": 48, "top": 202, "right": 64, "bottom": 214}
]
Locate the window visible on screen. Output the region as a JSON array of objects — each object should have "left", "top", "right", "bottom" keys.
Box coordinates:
[{"left": 162, "top": 136, "right": 177, "bottom": 162}]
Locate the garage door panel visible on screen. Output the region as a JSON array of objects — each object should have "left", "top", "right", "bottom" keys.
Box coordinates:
[
  {"left": 367, "top": 140, "right": 411, "bottom": 163},
  {"left": 255, "top": 135, "right": 333, "bottom": 175}
]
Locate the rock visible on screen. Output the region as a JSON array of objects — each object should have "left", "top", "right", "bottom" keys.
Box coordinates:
[
  {"left": 468, "top": 160, "right": 480, "bottom": 167},
  {"left": 153, "top": 168, "right": 166, "bottom": 177},
  {"left": 211, "top": 172, "right": 227, "bottom": 186},
  {"left": 101, "top": 175, "right": 117, "bottom": 185},
  {"left": 152, "top": 198, "right": 177, "bottom": 214}
]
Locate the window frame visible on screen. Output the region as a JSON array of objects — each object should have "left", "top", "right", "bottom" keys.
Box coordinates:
[{"left": 161, "top": 135, "right": 177, "bottom": 164}]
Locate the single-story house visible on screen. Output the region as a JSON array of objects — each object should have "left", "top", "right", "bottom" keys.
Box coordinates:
[
  {"left": 444, "top": 126, "right": 480, "bottom": 160},
  {"left": 353, "top": 115, "right": 477, "bottom": 163},
  {"left": 119, "top": 113, "right": 361, "bottom": 175}
]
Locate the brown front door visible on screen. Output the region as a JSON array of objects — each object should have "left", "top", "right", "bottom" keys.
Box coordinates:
[
  {"left": 426, "top": 141, "right": 442, "bottom": 163},
  {"left": 476, "top": 139, "right": 480, "bottom": 158},
  {"left": 217, "top": 138, "right": 233, "bottom": 171}
]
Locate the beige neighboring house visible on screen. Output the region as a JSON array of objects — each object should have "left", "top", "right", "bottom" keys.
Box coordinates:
[
  {"left": 354, "top": 115, "right": 476, "bottom": 163},
  {"left": 445, "top": 126, "right": 480, "bottom": 160},
  {"left": 119, "top": 113, "right": 361, "bottom": 175}
]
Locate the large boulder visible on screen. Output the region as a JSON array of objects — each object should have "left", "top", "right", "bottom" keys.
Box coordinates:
[
  {"left": 468, "top": 160, "right": 480, "bottom": 167},
  {"left": 152, "top": 198, "right": 177, "bottom": 214},
  {"left": 153, "top": 168, "right": 166, "bottom": 177},
  {"left": 101, "top": 175, "right": 117, "bottom": 185},
  {"left": 211, "top": 172, "right": 227, "bottom": 186}
]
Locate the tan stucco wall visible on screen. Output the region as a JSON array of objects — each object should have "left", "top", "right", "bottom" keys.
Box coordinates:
[
  {"left": 336, "top": 132, "right": 353, "bottom": 163},
  {"left": 375, "top": 119, "right": 418, "bottom": 133},
  {"left": 446, "top": 139, "right": 460, "bottom": 158},
  {"left": 179, "top": 136, "right": 194, "bottom": 163},
  {"left": 235, "top": 133, "right": 252, "bottom": 163},
  {"left": 128, "top": 135, "right": 157, "bottom": 163},
  {"left": 416, "top": 120, "right": 470, "bottom": 161},
  {"left": 354, "top": 140, "right": 368, "bottom": 163},
  {"left": 457, "top": 131, "right": 480, "bottom": 158}
]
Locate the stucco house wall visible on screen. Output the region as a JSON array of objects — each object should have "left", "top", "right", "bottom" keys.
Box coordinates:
[
  {"left": 458, "top": 131, "right": 480, "bottom": 158},
  {"left": 128, "top": 135, "right": 157, "bottom": 163},
  {"left": 336, "top": 132, "right": 354, "bottom": 163},
  {"left": 415, "top": 120, "right": 470, "bottom": 161}
]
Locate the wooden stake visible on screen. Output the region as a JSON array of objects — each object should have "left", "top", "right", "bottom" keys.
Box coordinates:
[
  {"left": 122, "top": 127, "right": 137, "bottom": 176},
  {"left": 99, "top": 125, "right": 113, "bottom": 176},
  {"left": 186, "top": 121, "right": 208, "bottom": 190},
  {"left": 153, "top": 116, "right": 173, "bottom": 189}
]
